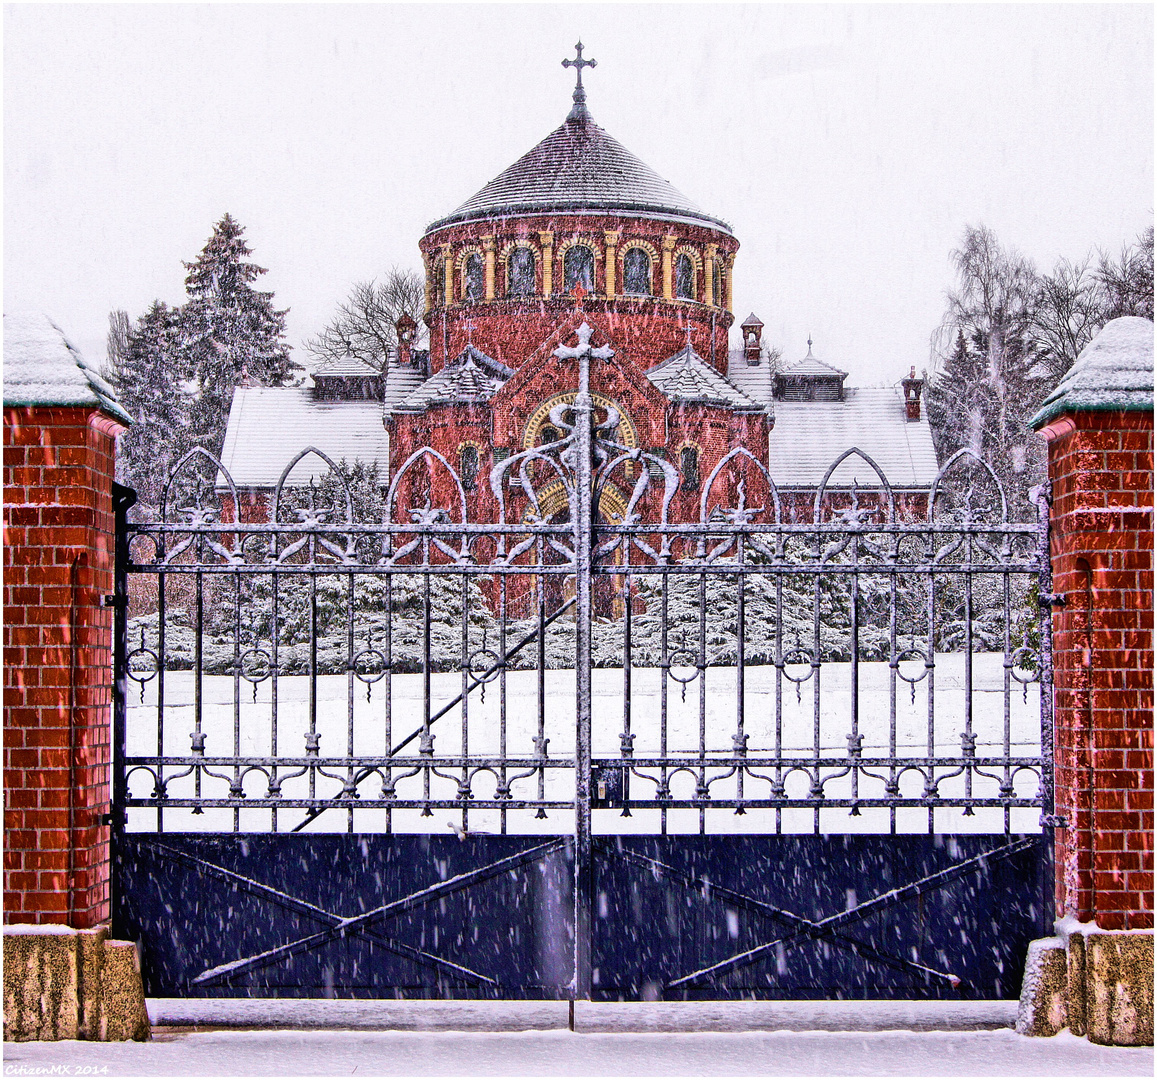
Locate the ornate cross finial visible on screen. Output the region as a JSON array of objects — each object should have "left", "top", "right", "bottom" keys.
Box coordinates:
[
  {"left": 684, "top": 324, "right": 694, "bottom": 351},
  {"left": 562, "top": 40, "right": 596, "bottom": 122},
  {"left": 464, "top": 318, "right": 476, "bottom": 347}
]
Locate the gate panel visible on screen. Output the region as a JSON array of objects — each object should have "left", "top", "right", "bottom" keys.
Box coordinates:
[
  {"left": 114, "top": 835, "right": 574, "bottom": 998},
  {"left": 590, "top": 835, "right": 1046, "bottom": 1000},
  {"left": 111, "top": 322, "right": 1055, "bottom": 1001}
]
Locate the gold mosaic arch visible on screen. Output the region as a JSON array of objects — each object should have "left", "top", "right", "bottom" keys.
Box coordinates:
[
  {"left": 522, "top": 393, "right": 639, "bottom": 452},
  {"left": 526, "top": 478, "right": 629, "bottom": 524}
]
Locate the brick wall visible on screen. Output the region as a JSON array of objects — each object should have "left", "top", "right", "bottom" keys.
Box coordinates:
[
  {"left": 3, "top": 405, "right": 122, "bottom": 926},
  {"left": 1043, "top": 409, "right": 1154, "bottom": 930}
]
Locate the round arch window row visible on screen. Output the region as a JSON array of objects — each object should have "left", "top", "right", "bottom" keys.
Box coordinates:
[{"left": 426, "top": 234, "right": 734, "bottom": 310}]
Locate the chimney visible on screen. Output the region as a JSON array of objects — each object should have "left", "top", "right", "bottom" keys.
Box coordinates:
[
  {"left": 741, "top": 312, "right": 764, "bottom": 366},
  {"left": 901, "top": 366, "right": 924, "bottom": 421}
]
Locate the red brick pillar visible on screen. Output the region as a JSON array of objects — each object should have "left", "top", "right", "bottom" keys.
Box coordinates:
[
  {"left": 1033, "top": 317, "right": 1154, "bottom": 931},
  {"left": 3, "top": 315, "right": 132, "bottom": 927}
]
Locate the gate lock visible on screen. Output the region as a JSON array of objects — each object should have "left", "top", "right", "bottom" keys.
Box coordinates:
[{"left": 591, "top": 764, "right": 626, "bottom": 809}]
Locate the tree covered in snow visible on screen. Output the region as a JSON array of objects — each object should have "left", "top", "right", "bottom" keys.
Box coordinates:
[
  {"left": 178, "top": 214, "right": 299, "bottom": 455},
  {"left": 108, "top": 214, "right": 298, "bottom": 511},
  {"left": 106, "top": 300, "right": 193, "bottom": 513},
  {"left": 927, "top": 226, "right": 1050, "bottom": 520}
]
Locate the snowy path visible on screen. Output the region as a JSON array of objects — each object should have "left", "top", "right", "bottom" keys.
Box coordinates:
[
  {"left": 6, "top": 1025, "right": 1150, "bottom": 1077},
  {"left": 126, "top": 653, "right": 1044, "bottom": 835}
]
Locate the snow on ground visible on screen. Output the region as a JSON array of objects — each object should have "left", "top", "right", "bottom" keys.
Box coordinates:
[
  {"left": 6, "top": 1026, "right": 1151, "bottom": 1077},
  {"left": 126, "top": 653, "right": 1043, "bottom": 836}
]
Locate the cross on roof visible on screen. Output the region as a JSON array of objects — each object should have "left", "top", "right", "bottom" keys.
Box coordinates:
[
  {"left": 562, "top": 40, "right": 596, "bottom": 121},
  {"left": 464, "top": 318, "right": 476, "bottom": 346}
]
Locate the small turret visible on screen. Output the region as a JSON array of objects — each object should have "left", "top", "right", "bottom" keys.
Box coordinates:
[{"left": 741, "top": 312, "right": 764, "bottom": 366}]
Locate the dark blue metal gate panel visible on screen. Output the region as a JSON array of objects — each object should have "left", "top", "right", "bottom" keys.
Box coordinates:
[
  {"left": 113, "top": 833, "right": 1045, "bottom": 1000},
  {"left": 113, "top": 835, "right": 574, "bottom": 999},
  {"left": 590, "top": 834, "right": 1048, "bottom": 1000}
]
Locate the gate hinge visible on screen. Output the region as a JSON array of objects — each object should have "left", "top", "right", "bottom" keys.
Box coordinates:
[
  {"left": 1037, "top": 593, "right": 1066, "bottom": 608},
  {"left": 100, "top": 809, "right": 125, "bottom": 827},
  {"left": 1040, "top": 813, "right": 1068, "bottom": 828},
  {"left": 99, "top": 594, "right": 127, "bottom": 609}
]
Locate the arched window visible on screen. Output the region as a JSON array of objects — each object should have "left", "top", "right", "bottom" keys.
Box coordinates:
[
  {"left": 539, "top": 425, "right": 559, "bottom": 446},
  {"left": 563, "top": 245, "right": 594, "bottom": 293},
  {"left": 507, "top": 247, "right": 535, "bottom": 297},
  {"left": 623, "top": 248, "right": 652, "bottom": 296},
  {"left": 464, "top": 253, "right": 484, "bottom": 301},
  {"left": 680, "top": 446, "right": 700, "bottom": 491},
  {"left": 675, "top": 254, "right": 695, "bottom": 300},
  {"left": 712, "top": 262, "right": 723, "bottom": 308},
  {"left": 460, "top": 445, "right": 479, "bottom": 491}
]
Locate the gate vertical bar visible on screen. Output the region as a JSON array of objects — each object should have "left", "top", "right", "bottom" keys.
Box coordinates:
[
  {"left": 1035, "top": 481, "right": 1057, "bottom": 935},
  {"left": 571, "top": 330, "right": 594, "bottom": 1003},
  {"left": 109, "top": 483, "right": 136, "bottom": 925}
]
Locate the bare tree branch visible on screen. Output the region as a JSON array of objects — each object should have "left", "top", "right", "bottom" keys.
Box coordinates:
[{"left": 306, "top": 269, "right": 426, "bottom": 372}]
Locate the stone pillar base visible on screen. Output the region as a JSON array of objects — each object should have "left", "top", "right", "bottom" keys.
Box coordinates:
[
  {"left": 1017, "top": 920, "right": 1153, "bottom": 1045},
  {"left": 3, "top": 926, "right": 150, "bottom": 1042}
]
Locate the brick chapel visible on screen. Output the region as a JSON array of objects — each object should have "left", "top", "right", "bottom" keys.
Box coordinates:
[{"left": 220, "top": 45, "right": 938, "bottom": 525}]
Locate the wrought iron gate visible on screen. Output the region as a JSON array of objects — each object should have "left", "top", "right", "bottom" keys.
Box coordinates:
[{"left": 111, "top": 324, "right": 1056, "bottom": 1000}]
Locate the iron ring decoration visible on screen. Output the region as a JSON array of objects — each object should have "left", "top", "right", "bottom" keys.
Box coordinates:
[
  {"left": 126, "top": 646, "right": 160, "bottom": 687},
  {"left": 894, "top": 648, "right": 930, "bottom": 686},
  {"left": 781, "top": 648, "right": 816, "bottom": 684},
  {"left": 351, "top": 648, "right": 388, "bottom": 685},
  {"left": 665, "top": 649, "right": 700, "bottom": 684},
  {"left": 238, "top": 648, "right": 272, "bottom": 685},
  {"left": 1008, "top": 647, "right": 1042, "bottom": 686},
  {"left": 467, "top": 648, "right": 502, "bottom": 685}
]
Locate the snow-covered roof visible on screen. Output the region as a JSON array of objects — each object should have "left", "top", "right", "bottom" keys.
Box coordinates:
[
  {"left": 381, "top": 361, "right": 427, "bottom": 407},
  {"left": 313, "top": 355, "right": 381, "bottom": 378},
  {"left": 426, "top": 112, "right": 730, "bottom": 234},
  {"left": 726, "top": 348, "right": 775, "bottom": 406},
  {"left": 3, "top": 312, "right": 133, "bottom": 424},
  {"left": 779, "top": 345, "right": 848, "bottom": 379},
  {"left": 646, "top": 345, "right": 762, "bottom": 410},
  {"left": 1032, "top": 316, "right": 1154, "bottom": 428},
  {"left": 218, "top": 387, "right": 390, "bottom": 489},
  {"left": 391, "top": 347, "right": 512, "bottom": 413},
  {"left": 766, "top": 387, "right": 939, "bottom": 489}
]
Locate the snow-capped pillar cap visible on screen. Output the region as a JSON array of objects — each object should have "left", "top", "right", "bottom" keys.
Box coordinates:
[
  {"left": 3, "top": 312, "right": 133, "bottom": 426},
  {"left": 1031, "top": 316, "right": 1153, "bottom": 433}
]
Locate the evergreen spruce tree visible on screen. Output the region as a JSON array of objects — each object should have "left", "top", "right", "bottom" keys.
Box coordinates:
[
  {"left": 178, "top": 213, "right": 298, "bottom": 456},
  {"left": 107, "top": 300, "right": 192, "bottom": 514}
]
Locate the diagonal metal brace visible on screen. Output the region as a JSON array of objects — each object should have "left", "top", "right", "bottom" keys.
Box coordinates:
[
  {"left": 189, "top": 838, "right": 566, "bottom": 986},
  {"left": 150, "top": 842, "right": 500, "bottom": 989},
  {"left": 291, "top": 597, "right": 577, "bottom": 833},
  {"left": 599, "top": 841, "right": 959, "bottom": 989},
  {"left": 663, "top": 836, "right": 1039, "bottom": 989}
]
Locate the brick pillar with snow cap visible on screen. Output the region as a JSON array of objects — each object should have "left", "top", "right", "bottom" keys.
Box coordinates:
[
  {"left": 1032, "top": 315, "right": 1154, "bottom": 931},
  {"left": 3, "top": 313, "right": 133, "bottom": 928}
]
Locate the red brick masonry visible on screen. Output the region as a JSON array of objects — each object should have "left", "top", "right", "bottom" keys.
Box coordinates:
[
  {"left": 3, "top": 405, "right": 121, "bottom": 926},
  {"left": 1041, "top": 409, "right": 1154, "bottom": 929}
]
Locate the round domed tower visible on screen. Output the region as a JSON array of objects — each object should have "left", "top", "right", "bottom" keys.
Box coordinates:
[{"left": 418, "top": 44, "right": 739, "bottom": 376}]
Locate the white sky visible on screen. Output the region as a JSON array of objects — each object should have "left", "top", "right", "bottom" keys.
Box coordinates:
[{"left": 4, "top": 4, "right": 1153, "bottom": 387}]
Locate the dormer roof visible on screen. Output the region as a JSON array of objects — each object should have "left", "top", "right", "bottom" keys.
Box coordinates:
[
  {"left": 647, "top": 343, "right": 762, "bottom": 410},
  {"left": 392, "top": 346, "right": 512, "bottom": 412}
]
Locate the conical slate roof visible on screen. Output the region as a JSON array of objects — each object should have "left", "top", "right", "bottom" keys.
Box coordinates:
[
  {"left": 646, "top": 343, "right": 762, "bottom": 410},
  {"left": 427, "top": 114, "right": 731, "bottom": 234},
  {"left": 392, "top": 346, "right": 513, "bottom": 413}
]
